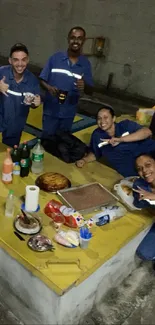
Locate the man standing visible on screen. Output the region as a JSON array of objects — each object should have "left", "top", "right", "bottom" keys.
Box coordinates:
[
  {"left": 0, "top": 43, "right": 41, "bottom": 147},
  {"left": 40, "top": 26, "right": 93, "bottom": 138}
]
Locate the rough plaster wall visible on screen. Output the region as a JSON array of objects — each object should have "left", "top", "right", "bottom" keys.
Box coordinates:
[{"left": 0, "top": 0, "right": 155, "bottom": 98}]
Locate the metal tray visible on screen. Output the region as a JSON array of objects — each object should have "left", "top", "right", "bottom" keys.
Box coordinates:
[{"left": 57, "top": 182, "right": 119, "bottom": 213}]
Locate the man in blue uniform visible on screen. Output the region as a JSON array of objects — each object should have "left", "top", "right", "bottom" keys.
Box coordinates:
[
  {"left": 76, "top": 106, "right": 155, "bottom": 177},
  {"left": 0, "top": 43, "right": 41, "bottom": 147},
  {"left": 40, "top": 26, "right": 93, "bottom": 138}
]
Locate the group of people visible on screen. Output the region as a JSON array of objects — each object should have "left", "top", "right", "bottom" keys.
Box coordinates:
[
  {"left": 1, "top": 25, "right": 155, "bottom": 210},
  {"left": 76, "top": 106, "right": 155, "bottom": 209},
  {"left": 0, "top": 26, "right": 93, "bottom": 146}
]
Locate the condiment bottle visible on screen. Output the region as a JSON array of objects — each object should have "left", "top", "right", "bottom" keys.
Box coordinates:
[{"left": 2, "top": 148, "right": 13, "bottom": 184}]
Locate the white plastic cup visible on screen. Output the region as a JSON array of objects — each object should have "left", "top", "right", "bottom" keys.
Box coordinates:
[
  {"left": 23, "top": 93, "right": 35, "bottom": 105},
  {"left": 79, "top": 235, "right": 91, "bottom": 249}
]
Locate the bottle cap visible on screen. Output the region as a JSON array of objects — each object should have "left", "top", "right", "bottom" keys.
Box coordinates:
[{"left": 9, "top": 190, "right": 14, "bottom": 195}]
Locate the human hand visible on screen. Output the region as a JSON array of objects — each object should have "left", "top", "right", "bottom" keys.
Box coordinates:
[
  {"left": 76, "top": 159, "right": 86, "bottom": 168},
  {"left": 132, "top": 186, "right": 155, "bottom": 201},
  {"left": 48, "top": 86, "right": 59, "bottom": 96},
  {"left": 0, "top": 76, "right": 9, "bottom": 96},
  {"left": 32, "top": 95, "right": 41, "bottom": 107},
  {"left": 76, "top": 78, "right": 84, "bottom": 91},
  {"left": 109, "top": 137, "right": 122, "bottom": 146}
]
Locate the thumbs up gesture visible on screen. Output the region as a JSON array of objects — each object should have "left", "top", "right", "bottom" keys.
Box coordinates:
[{"left": 0, "top": 76, "right": 9, "bottom": 96}]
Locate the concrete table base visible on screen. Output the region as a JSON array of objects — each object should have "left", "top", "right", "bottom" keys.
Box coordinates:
[{"left": 0, "top": 226, "right": 150, "bottom": 325}]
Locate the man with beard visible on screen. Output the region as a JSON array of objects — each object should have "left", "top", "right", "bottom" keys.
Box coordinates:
[
  {"left": 0, "top": 43, "right": 41, "bottom": 147},
  {"left": 40, "top": 26, "right": 93, "bottom": 138}
]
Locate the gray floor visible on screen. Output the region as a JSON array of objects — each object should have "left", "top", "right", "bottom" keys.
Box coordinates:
[{"left": 82, "top": 261, "right": 155, "bottom": 325}]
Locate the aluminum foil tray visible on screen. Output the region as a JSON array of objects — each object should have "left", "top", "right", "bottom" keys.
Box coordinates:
[{"left": 57, "top": 182, "right": 119, "bottom": 213}]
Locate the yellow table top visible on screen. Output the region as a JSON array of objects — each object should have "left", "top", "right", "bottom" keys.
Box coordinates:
[{"left": 0, "top": 140, "right": 152, "bottom": 296}]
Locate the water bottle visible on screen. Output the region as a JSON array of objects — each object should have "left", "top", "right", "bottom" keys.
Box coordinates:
[
  {"left": 31, "top": 139, "right": 44, "bottom": 174},
  {"left": 5, "top": 190, "right": 15, "bottom": 218}
]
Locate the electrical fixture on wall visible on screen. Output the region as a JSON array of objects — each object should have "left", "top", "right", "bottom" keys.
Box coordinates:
[{"left": 83, "top": 36, "right": 106, "bottom": 57}]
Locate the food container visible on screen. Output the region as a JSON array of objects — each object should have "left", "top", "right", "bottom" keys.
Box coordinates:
[
  {"left": 57, "top": 182, "right": 118, "bottom": 213},
  {"left": 114, "top": 180, "right": 141, "bottom": 211},
  {"left": 136, "top": 107, "right": 155, "bottom": 126}
]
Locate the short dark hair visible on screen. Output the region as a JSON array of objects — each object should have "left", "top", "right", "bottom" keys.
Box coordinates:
[
  {"left": 68, "top": 26, "right": 86, "bottom": 38},
  {"left": 97, "top": 106, "right": 115, "bottom": 119},
  {"left": 10, "top": 43, "right": 29, "bottom": 57},
  {"left": 135, "top": 152, "right": 155, "bottom": 164}
]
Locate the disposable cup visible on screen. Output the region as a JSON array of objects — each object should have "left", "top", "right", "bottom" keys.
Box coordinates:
[
  {"left": 79, "top": 235, "right": 91, "bottom": 249},
  {"left": 23, "top": 93, "right": 35, "bottom": 105}
]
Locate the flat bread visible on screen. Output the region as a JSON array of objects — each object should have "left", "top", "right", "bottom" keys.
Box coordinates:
[{"left": 36, "top": 172, "right": 71, "bottom": 192}]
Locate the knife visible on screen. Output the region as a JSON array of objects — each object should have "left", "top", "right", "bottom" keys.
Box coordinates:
[{"left": 14, "top": 231, "right": 25, "bottom": 241}]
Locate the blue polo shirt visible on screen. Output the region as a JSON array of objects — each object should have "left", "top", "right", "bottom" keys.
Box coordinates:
[
  {"left": 133, "top": 178, "right": 154, "bottom": 208},
  {"left": 39, "top": 51, "right": 93, "bottom": 118},
  {"left": 90, "top": 119, "right": 155, "bottom": 177},
  {"left": 0, "top": 65, "right": 40, "bottom": 133}
]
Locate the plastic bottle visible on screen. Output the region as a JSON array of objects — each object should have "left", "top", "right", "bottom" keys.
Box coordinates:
[
  {"left": 2, "top": 148, "right": 13, "bottom": 184},
  {"left": 11, "top": 145, "right": 21, "bottom": 163},
  {"left": 13, "top": 162, "right": 20, "bottom": 184},
  {"left": 31, "top": 139, "right": 44, "bottom": 174},
  {"left": 20, "top": 142, "right": 30, "bottom": 178},
  {"left": 92, "top": 205, "right": 127, "bottom": 226},
  {"left": 5, "top": 190, "right": 15, "bottom": 217}
]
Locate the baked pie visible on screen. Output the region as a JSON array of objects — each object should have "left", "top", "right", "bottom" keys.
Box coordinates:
[{"left": 35, "top": 172, "right": 71, "bottom": 192}]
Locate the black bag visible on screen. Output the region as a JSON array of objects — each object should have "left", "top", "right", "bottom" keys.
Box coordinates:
[{"left": 41, "top": 131, "right": 88, "bottom": 163}]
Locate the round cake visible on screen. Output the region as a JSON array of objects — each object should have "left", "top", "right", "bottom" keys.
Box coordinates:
[
  {"left": 35, "top": 172, "right": 71, "bottom": 192},
  {"left": 14, "top": 214, "right": 41, "bottom": 235}
]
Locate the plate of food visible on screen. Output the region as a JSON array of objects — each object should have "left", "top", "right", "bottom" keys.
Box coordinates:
[
  {"left": 28, "top": 234, "right": 55, "bottom": 252},
  {"left": 114, "top": 181, "right": 141, "bottom": 210},
  {"left": 35, "top": 172, "right": 71, "bottom": 192},
  {"left": 14, "top": 210, "right": 41, "bottom": 235}
]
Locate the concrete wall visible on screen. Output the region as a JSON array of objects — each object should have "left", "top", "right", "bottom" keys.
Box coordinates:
[{"left": 0, "top": 0, "right": 154, "bottom": 99}]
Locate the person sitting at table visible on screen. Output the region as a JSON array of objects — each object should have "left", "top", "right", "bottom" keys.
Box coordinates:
[
  {"left": 76, "top": 106, "right": 155, "bottom": 177},
  {"left": 133, "top": 152, "right": 155, "bottom": 209}
]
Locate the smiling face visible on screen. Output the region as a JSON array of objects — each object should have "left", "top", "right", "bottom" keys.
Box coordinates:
[
  {"left": 136, "top": 155, "right": 155, "bottom": 184},
  {"left": 68, "top": 29, "right": 85, "bottom": 54},
  {"left": 9, "top": 51, "right": 29, "bottom": 75},
  {"left": 97, "top": 108, "right": 115, "bottom": 132}
]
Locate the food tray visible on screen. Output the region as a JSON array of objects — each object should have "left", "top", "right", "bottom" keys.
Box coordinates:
[{"left": 57, "top": 182, "right": 119, "bottom": 213}]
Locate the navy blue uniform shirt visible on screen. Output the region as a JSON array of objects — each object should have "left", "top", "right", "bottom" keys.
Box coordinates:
[
  {"left": 0, "top": 65, "right": 40, "bottom": 135},
  {"left": 90, "top": 119, "right": 155, "bottom": 177},
  {"left": 39, "top": 51, "right": 93, "bottom": 118}
]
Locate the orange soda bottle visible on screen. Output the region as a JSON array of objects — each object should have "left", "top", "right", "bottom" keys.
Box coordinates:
[{"left": 2, "top": 148, "right": 13, "bottom": 184}]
